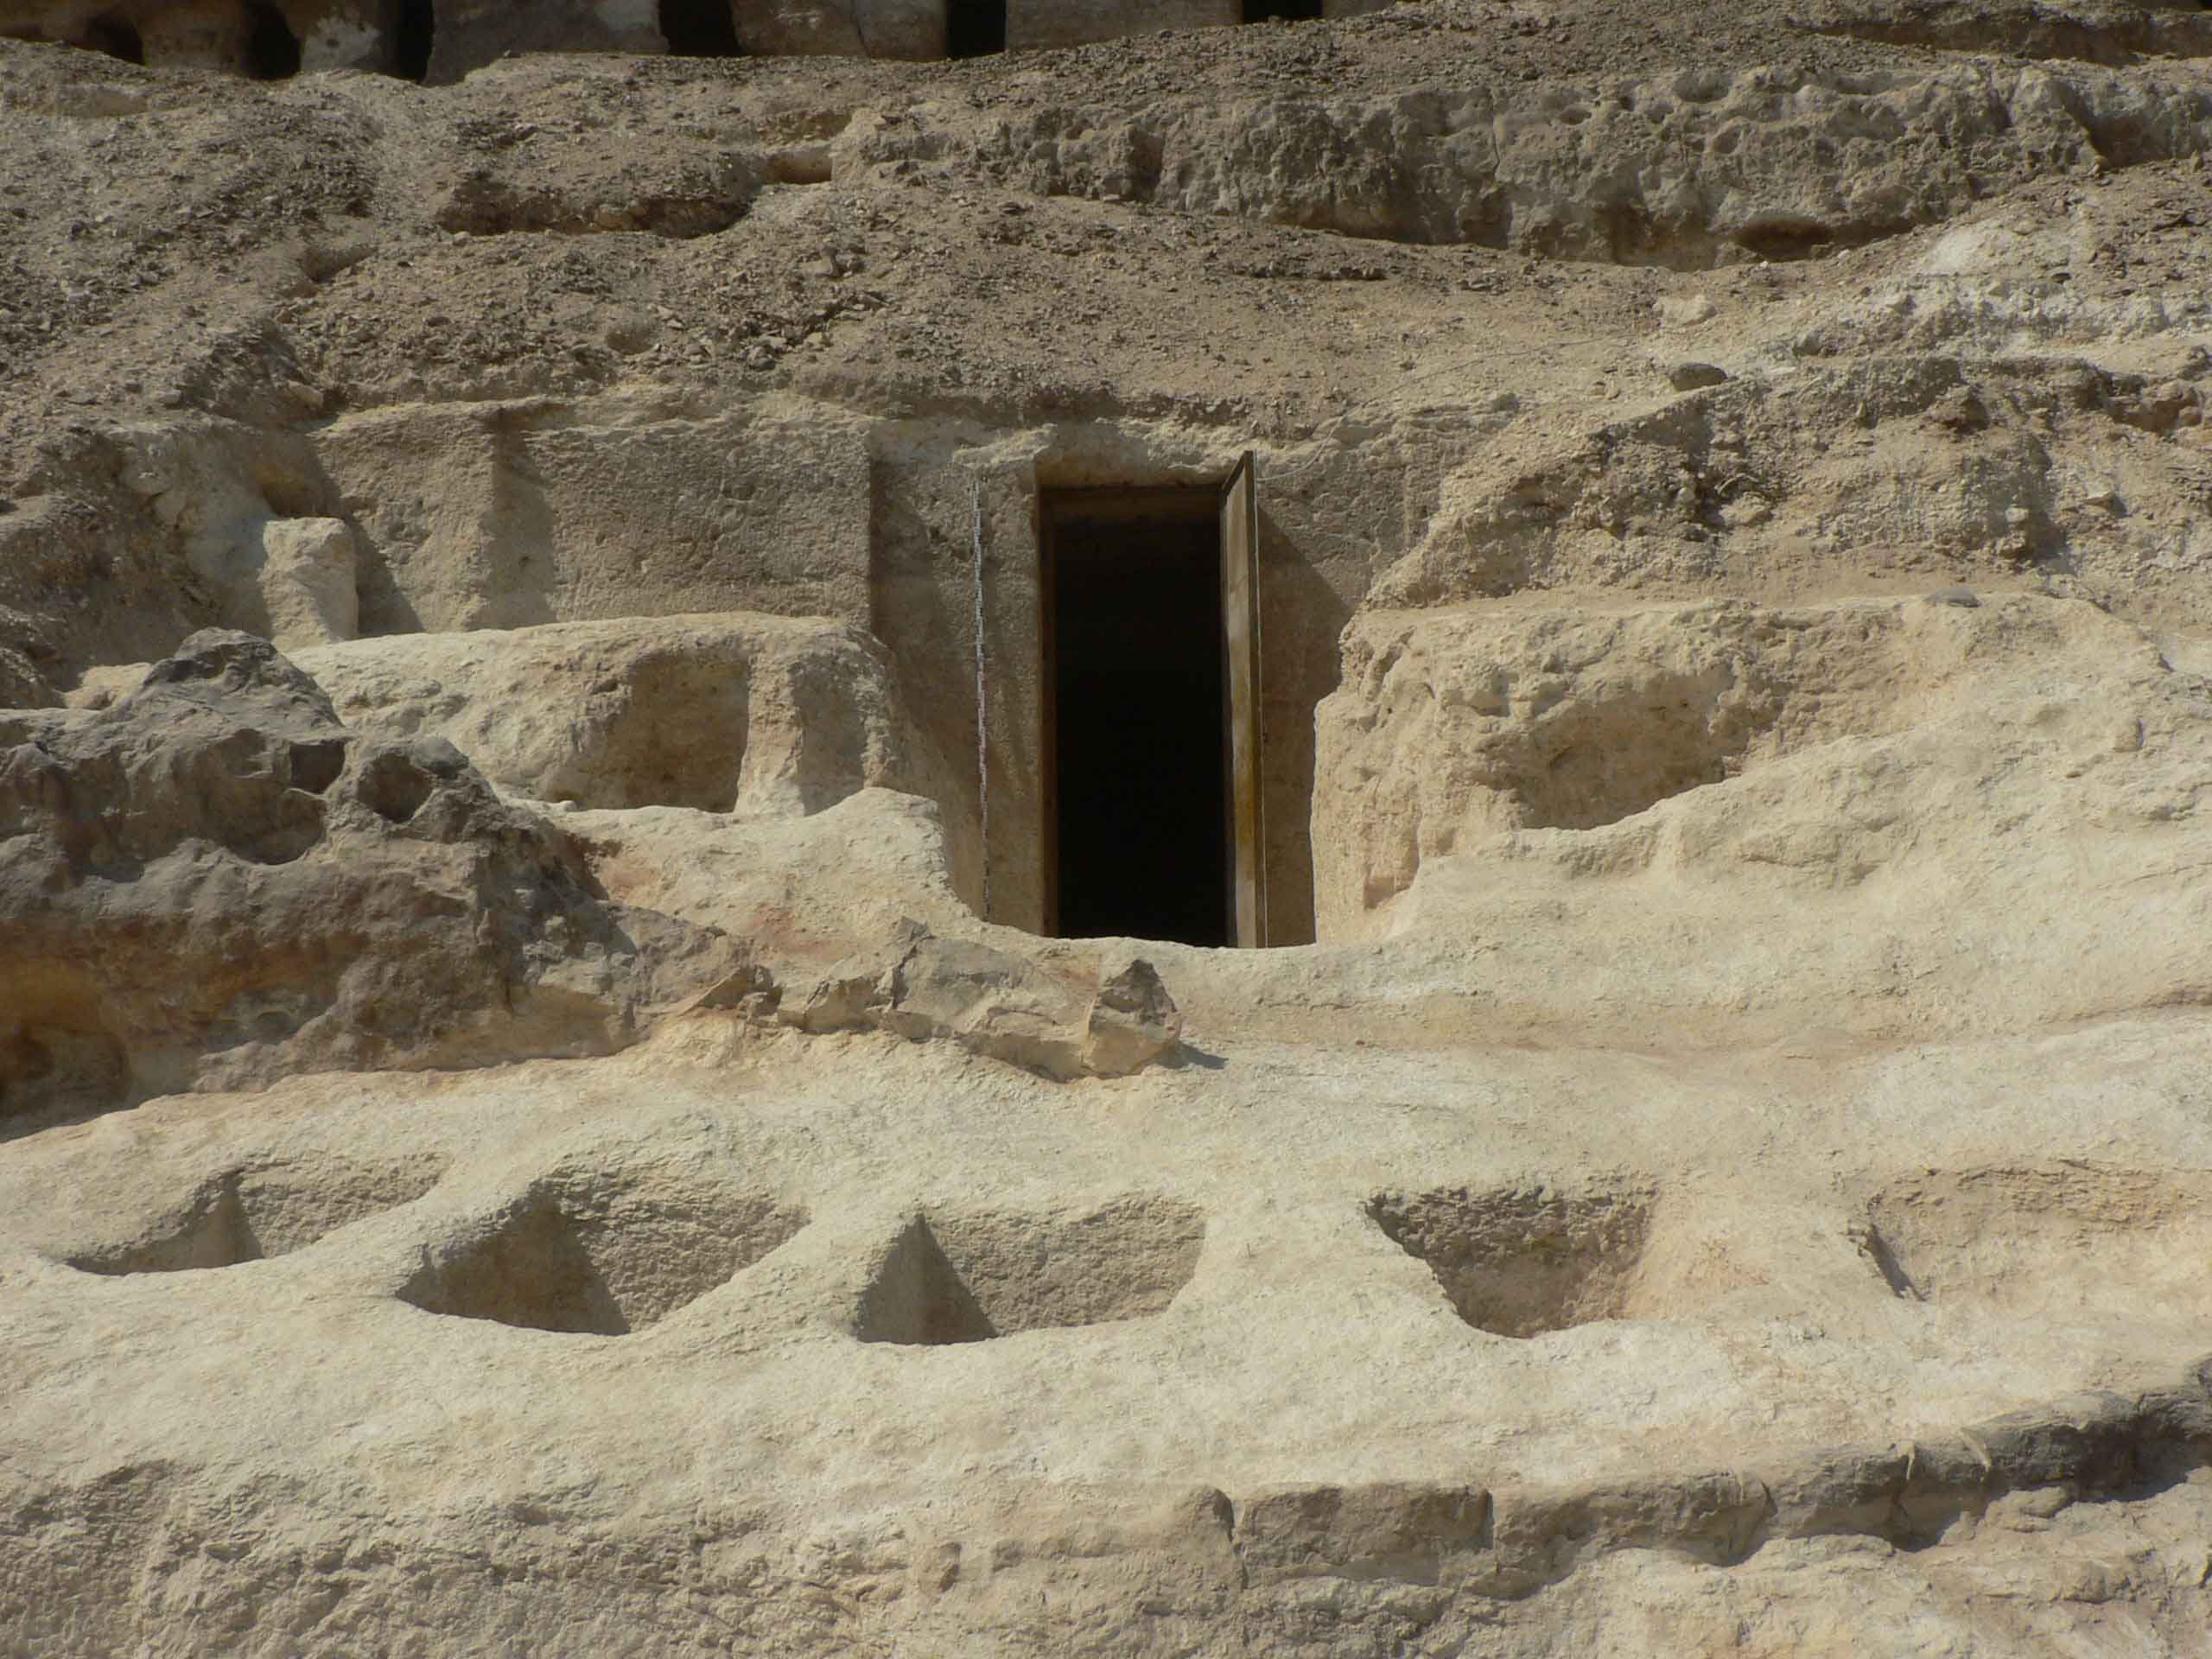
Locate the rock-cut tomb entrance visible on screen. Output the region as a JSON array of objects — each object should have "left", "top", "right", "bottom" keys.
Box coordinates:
[{"left": 1039, "top": 457, "right": 1267, "bottom": 949}]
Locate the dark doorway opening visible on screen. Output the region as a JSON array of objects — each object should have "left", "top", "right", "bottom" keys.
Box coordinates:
[
  {"left": 1044, "top": 491, "right": 1230, "bottom": 947},
  {"left": 390, "top": 0, "right": 434, "bottom": 79},
  {"left": 658, "top": 0, "right": 743, "bottom": 56},
  {"left": 82, "top": 14, "right": 145, "bottom": 63},
  {"left": 1246, "top": 0, "right": 1324, "bottom": 18},
  {"left": 946, "top": 0, "right": 1007, "bottom": 58},
  {"left": 242, "top": 1, "right": 301, "bottom": 77}
]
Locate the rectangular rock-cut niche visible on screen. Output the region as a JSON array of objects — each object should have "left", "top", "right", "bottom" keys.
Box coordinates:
[
  {"left": 67, "top": 1157, "right": 447, "bottom": 1275},
  {"left": 401, "top": 1173, "right": 806, "bottom": 1336},
  {"left": 855, "top": 1196, "right": 1205, "bottom": 1345},
  {"left": 1368, "top": 1183, "right": 1654, "bottom": 1338}
]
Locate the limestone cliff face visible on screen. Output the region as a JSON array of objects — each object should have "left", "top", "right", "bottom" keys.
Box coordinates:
[{"left": 3, "top": 2, "right": 2212, "bottom": 1654}]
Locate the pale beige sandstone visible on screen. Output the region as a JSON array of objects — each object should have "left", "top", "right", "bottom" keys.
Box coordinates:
[
  {"left": 773, "top": 922, "right": 1185, "bottom": 1077},
  {"left": 950, "top": 60, "right": 2212, "bottom": 257},
  {"left": 7, "top": 1011, "right": 2212, "bottom": 1655},
  {"left": 6, "top": 591, "right": 2211, "bottom": 1654},
  {"left": 293, "top": 612, "right": 934, "bottom": 815},
  {"left": 69, "top": 613, "right": 944, "bottom": 815},
  {"left": 253, "top": 515, "right": 359, "bottom": 647},
  {"left": 1, "top": 5, "right": 2211, "bottom": 1656},
  {"left": 563, "top": 787, "right": 975, "bottom": 955},
  {"left": 1311, "top": 594, "right": 2212, "bottom": 1002}
]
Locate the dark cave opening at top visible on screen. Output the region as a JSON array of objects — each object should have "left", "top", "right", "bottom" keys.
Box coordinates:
[
  {"left": 946, "top": 0, "right": 1007, "bottom": 58},
  {"left": 391, "top": 0, "right": 434, "bottom": 79},
  {"left": 242, "top": 1, "right": 302, "bottom": 78},
  {"left": 659, "top": 0, "right": 745, "bottom": 56},
  {"left": 1246, "top": 0, "right": 1324, "bottom": 19},
  {"left": 81, "top": 14, "right": 144, "bottom": 63}
]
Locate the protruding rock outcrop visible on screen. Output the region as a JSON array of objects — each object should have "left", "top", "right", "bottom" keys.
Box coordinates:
[
  {"left": 777, "top": 923, "right": 1185, "bottom": 1078},
  {"left": 0, "top": 630, "right": 745, "bottom": 1121}
]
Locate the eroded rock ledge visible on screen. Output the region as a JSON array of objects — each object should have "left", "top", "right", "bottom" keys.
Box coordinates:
[{"left": 956, "top": 60, "right": 2212, "bottom": 264}]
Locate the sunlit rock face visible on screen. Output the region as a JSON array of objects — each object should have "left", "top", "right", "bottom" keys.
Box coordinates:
[{"left": 4, "top": 2, "right": 2212, "bottom": 1653}]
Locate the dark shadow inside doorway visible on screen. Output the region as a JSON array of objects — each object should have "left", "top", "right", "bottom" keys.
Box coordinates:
[
  {"left": 1044, "top": 491, "right": 1229, "bottom": 947},
  {"left": 947, "top": 0, "right": 1007, "bottom": 56}
]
